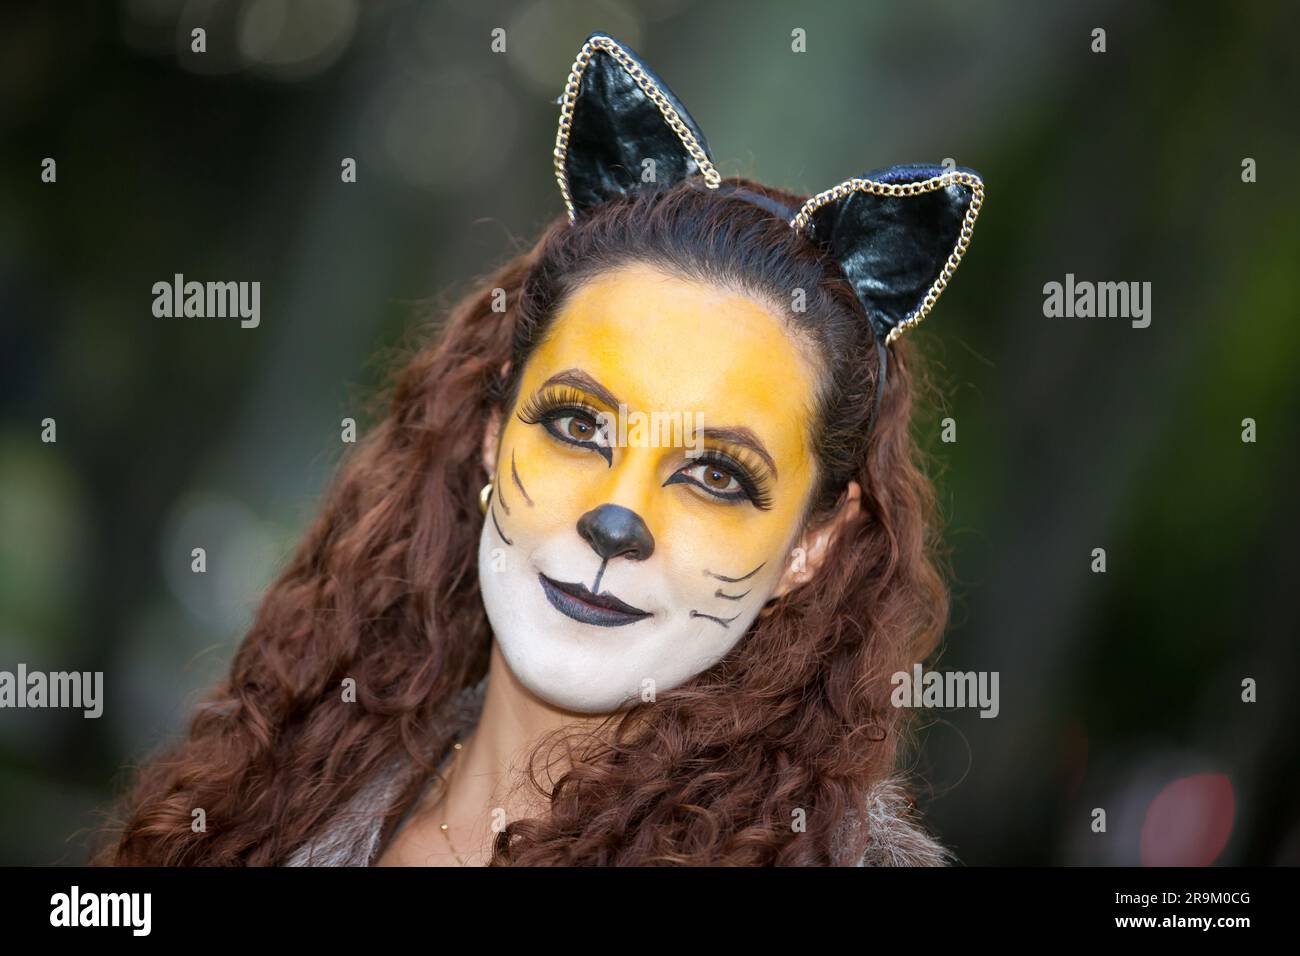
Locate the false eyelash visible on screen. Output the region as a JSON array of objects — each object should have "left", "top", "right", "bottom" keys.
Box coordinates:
[
  {"left": 685, "top": 449, "right": 774, "bottom": 511},
  {"left": 516, "top": 385, "right": 604, "bottom": 427}
]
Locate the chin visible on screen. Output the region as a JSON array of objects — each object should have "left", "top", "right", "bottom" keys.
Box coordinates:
[
  {"left": 501, "top": 645, "right": 638, "bottom": 714},
  {"left": 492, "top": 617, "right": 743, "bottom": 715}
]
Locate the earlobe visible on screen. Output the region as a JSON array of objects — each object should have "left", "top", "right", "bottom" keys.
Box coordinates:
[{"left": 766, "top": 481, "right": 863, "bottom": 607}]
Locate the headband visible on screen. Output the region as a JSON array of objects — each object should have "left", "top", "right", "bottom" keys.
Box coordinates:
[{"left": 552, "top": 32, "right": 985, "bottom": 430}]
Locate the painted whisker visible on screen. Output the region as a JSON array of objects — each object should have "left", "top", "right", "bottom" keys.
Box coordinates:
[
  {"left": 489, "top": 503, "right": 513, "bottom": 546},
  {"left": 511, "top": 449, "right": 534, "bottom": 507},
  {"left": 705, "top": 561, "right": 765, "bottom": 583},
  {"left": 690, "top": 609, "right": 740, "bottom": 629}
]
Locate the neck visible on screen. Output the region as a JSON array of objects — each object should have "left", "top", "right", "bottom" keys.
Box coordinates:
[{"left": 441, "top": 640, "right": 606, "bottom": 861}]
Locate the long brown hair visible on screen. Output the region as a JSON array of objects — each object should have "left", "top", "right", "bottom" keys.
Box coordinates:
[{"left": 93, "top": 176, "right": 949, "bottom": 865}]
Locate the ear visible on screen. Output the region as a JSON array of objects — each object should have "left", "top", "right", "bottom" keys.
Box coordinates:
[
  {"left": 481, "top": 407, "right": 502, "bottom": 479},
  {"left": 481, "top": 361, "right": 511, "bottom": 478},
  {"left": 554, "top": 33, "right": 720, "bottom": 223},
  {"left": 763, "top": 481, "right": 863, "bottom": 614},
  {"left": 791, "top": 164, "right": 984, "bottom": 344}
]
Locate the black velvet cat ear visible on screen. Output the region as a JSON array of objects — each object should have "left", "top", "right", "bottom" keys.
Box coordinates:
[
  {"left": 791, "top": 164, "right": 985, "bottom": 344},
  {"left": 554, "top": 33, "right": 720, "bottom": 223}
]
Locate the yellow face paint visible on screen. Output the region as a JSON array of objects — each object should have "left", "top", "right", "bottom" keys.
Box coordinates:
[{"left": 478, "top": 262, "right": 823, "bottom": 712}]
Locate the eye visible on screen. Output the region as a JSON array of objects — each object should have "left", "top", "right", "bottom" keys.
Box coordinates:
[
  {"left": 541, "top": 407, "right": 613, "bottom": 464},
  {"left": 681, "top": 461, "right": 743, "bottom": 496},
  {"left": 665, "top": 452, "right": 771, "bottom": 509},
  {"left": 549, "top": 410, "right": 607, "bottom": 445}
]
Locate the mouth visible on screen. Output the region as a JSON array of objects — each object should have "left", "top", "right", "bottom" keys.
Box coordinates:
[{"left": 538, "top": 573, "right": 651, "bottom": 628}]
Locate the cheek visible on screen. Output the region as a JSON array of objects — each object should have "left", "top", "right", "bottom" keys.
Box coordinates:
[
  {"left": 660, "top": 505, "right": 798, "bottom": 588},
  {"left": 493, "top": 422, "right": 601, "bottom": 543}
]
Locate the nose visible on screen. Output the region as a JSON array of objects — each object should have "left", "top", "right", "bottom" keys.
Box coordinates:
[{"left": 576, "top": 504, "right": 656, "bottom": 562}]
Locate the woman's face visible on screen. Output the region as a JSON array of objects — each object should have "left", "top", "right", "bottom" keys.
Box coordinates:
[{"left": 477, "top": 262, "right": 824, "bottom": 712}]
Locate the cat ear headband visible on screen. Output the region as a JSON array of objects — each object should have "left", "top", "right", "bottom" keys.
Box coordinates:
[{"left": 552, "top": 33, "right": 985, "bottom": 432}]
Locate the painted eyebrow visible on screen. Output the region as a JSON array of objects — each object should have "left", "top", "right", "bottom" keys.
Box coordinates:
[
  {"left": 536, "top": 368, "right": 779, "bottom": 481},
  {"left": 536, "top": 369, "right": 620, "bottom": 409}
]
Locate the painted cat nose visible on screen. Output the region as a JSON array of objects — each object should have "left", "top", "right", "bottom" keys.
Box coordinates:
[{"left": 576, "top": 504, "right": 655, "bottom": 562}]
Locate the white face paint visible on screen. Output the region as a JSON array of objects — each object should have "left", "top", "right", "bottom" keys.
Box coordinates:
[
  {"left": 476, "top": 264, "right": 822, "bottom": 713},
  {"left": 477, "top": 510, "right": 798, "bottom": 712}
]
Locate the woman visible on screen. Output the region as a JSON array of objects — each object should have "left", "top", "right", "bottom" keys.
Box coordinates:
[{"left": 93, "top": 33, "right": 983, "bottom": 866}]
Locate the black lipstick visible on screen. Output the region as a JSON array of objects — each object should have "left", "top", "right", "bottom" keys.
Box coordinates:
[{"left": 538, "top": 573, "right": 651, "bottom": 627}]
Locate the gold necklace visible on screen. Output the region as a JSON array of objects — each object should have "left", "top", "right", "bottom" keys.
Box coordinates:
[{"left": 436, "top": 741, "right": 467, "bottom": 866}]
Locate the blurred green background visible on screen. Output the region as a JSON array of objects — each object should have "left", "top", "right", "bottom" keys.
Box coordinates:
[{"left": 1, "top": 0, "right": 1297, "bottom": 865}]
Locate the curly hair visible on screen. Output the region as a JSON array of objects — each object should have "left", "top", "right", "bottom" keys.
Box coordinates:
[{"left": 91, "top": 176, "right": 950, "bottom": 866}]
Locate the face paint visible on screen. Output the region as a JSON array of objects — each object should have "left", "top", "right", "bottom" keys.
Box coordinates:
[{"left": 478, "top": 262, "right": 822, "bottom": 712}]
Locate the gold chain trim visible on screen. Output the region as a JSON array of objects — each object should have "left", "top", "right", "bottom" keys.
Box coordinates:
[
  {"left": 553, "top": 34, "right": 722, "bottom": 224},
  {"left": 789, "top": 171, "right": 985, "bottom": 344}
]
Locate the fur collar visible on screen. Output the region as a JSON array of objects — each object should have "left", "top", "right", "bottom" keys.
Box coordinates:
[{"left": 285, "top": 679, "right": 952, "bottom": 867}]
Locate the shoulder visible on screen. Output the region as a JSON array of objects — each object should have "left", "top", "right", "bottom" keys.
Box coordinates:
[
  {"left": 283, "top": 754, "right": 409, "bottom": 866},
  {"left": 284, "top": 677, "right": 489, "bottom": 867}
]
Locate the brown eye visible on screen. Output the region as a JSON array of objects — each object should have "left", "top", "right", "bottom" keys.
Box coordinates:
[
  {"left": 546, "top": 411, "right": 612, "bottom": 453},
  {"left": 680, "top": 462, "right": 741, "bottom": 495},
  {"left": 665, "top": 453, "right": 770, "bottom": 508},
  {"left": 702, "top": 466, "right": 731, "bottom": 490},
  {"left": 559, "top": 413, "right": 608, "bottom": 445}
]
